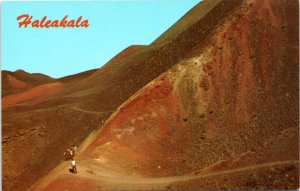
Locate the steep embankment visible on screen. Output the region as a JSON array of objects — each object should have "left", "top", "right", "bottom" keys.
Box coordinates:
[
  {"left": 30, "top": 0, "right": 298, "bottom": 190},
  {"left": 83, "top": 0, "right": 298, "bottom": 177}
]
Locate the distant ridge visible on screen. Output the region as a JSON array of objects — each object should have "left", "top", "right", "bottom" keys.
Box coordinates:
[{"left": 2, "top": 70, "right": 54, "bottom": 96}]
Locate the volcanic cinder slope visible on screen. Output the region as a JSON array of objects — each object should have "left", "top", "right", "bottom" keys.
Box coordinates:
[
  {"left": 2, "top": 70, "right": 54, "bottom": 96},
  {"left": 2, "top": 0, "right": 299, "bottom": 190}
]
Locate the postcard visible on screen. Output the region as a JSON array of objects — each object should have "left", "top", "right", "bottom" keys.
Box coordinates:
[{"left": 1, "top": 0, "right": 299, "bottom": 190}]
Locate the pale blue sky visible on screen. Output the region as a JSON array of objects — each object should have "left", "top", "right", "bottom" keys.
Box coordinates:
[{"left": 2, "top": 1, "right": 200, "bottom": 78}]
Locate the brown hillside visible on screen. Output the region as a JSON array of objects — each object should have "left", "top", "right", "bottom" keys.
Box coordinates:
[
  {"left": 2, "top": 82, "right": 65, "bottom": 110},
  {"left": 105, "top": 45, "right": 145, "bottom": 66},
  {"left": 2, "top": 70, "right": 54, "bottom": 96},
  {"left": 152, "top": 0, "right": 221, "bottom": 45},
  {"left": 61, "top": 45, "right": 145, "bottom": 96},
  {"left": 57, "top": 69, "right": 98, "bottom": 84}
]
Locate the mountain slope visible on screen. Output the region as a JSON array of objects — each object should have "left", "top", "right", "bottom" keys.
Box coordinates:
[
  {"left": 57, "top": 69, "right": 98, "bottom": 84},
  {"left": 30, "top": 0, "right": 299, "bottom": 190},
  {"left": 3, "top": 0, "right": 245, "bottom": 190},
  {"left": 2, "top": 70, "right": 54, "bottom": 96},
  {"left": 152, "top": 0, "right": 221, "bottom": 45}
]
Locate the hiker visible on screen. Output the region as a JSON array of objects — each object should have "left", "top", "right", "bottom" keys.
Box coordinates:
[
  {"left": 71, "top": 145, "right": 78, "bottom": 155},
  {"left": 70, "top": 158, "right": 77, "bottom": 174}
]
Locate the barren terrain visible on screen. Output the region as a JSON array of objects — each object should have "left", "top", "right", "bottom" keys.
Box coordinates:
[{"left": 2, "top": 0, "right": 299, "bottom": 190}]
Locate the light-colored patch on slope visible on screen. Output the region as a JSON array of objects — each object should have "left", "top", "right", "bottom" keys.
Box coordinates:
[
  {"left": 2, "top": 82, "right": 64, "bottom": 110},
  {"left": 71, "top": 105, "right": 113, "bottom": 115},
  {"left": 7, "top": 74, "right": 27, "bottom": 88}
]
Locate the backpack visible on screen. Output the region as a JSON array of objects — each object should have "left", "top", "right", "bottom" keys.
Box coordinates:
[{"left": 64, "top": 148, "right": 74, "bottom": 160}]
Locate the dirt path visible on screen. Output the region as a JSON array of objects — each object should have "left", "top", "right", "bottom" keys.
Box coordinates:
[
  {"left": 71, "top": 105, "right": 113, "bottom": 115},
  {"left": 75, "top": 160, "right": 299, "bottom": 184},
  {"left": 30, "top": 157, "right": 299, "bottom": 191}
]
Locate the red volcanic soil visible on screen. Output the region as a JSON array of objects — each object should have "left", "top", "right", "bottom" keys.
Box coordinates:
[
  {"left": 2, "top": 82, "right": 64, "bottom": 110},
  {"left": 84, "top": 75, "right": 183, "bottom": 172},
  {"left": 82, "top": 0, "right": 299, "bottom": 179},
  {"left": 31, "top": 128, "right": 299, "bottom": 191},
  {"left": 40, "top": 176, "right": 95, "bottom": 191}
]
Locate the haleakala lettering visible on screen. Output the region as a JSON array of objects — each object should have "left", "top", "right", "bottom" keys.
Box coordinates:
[{"left": 16, "top": 14, "right": 89, "bottom": 28}]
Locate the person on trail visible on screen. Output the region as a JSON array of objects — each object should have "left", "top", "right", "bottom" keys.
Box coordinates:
[
  {"left": 71, "top": 145, "right": 78, "bottom": 155},
  {"left": 70, "top": 158, "right": 77, "bottom": 174}
]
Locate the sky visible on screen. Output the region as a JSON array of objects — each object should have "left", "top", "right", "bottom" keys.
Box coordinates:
[{"left": 1, "top": 0, "right": 200, "bottom": 78}]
